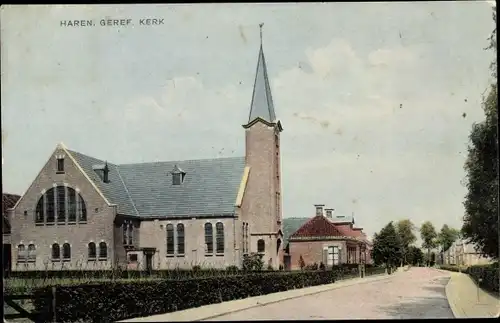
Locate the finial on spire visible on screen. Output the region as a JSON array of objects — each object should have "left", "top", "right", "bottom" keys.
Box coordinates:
[{"left": 259, "top": 23, "right": 264, "bottom": 45}]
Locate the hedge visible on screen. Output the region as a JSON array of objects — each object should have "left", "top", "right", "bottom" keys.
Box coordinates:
[
  {"left": 31, "top": 270, "right": 336, "bottom": 322},
  {"left": 467, "top": 262, "right": 499, "bottom": 294},
  {"left": 439, "top": 262, "right": 499, "bottom": 294}
]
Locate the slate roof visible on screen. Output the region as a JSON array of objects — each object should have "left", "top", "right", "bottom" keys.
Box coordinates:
[
  {"left": 289, "top": 215, "right": 343, "bottom": 239},
  {"left": 248, "top": 45, "right": 276, "bottom": 123},
  {"left": 3, "top": 193, "right": 20, "bottom": 234},
  {"left": 67, "top": 149, "right": 246, "bottom": 217}
]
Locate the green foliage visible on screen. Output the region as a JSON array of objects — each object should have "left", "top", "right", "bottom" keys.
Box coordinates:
[
  {"left": 242, "top": 253, "right": 264, "bottom": 271},
  {"left": 30, "top": 271, "right": 337, "bottom": 322},
  {"left": 467, "top": 262, "right": 499, "bottom": 293},
  {"left": 371, "top": 222, "right": 402, "bottom": 267},
  {"left": 436, "top": 224, "right": 459, "bottom": 252},
  {"left": 395, "top": 219, "right": 417, "bottom": 264},
  {"left": 406, "top": 246, "right": 424, "bottom": 266},
  {"left": 462, "top": 8, "right": 498, "bottom": 259},
  {"left": 419, "top": 221, "right": 437, "bottom": 250},
  {"left": 305, "top": 263, "right": 319, "bottom": 271}
]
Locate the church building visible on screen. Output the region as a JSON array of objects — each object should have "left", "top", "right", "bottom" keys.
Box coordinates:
[{"left": 7, "top": 28, "right": 284, "bottom": 271}]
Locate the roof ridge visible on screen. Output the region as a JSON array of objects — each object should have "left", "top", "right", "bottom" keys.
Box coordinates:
[
  {"left": 119, "top": 155, "right": 245, "bottom": 167},
  {"left": 115, "top": 165, "right": 140, "bottom": 217}
]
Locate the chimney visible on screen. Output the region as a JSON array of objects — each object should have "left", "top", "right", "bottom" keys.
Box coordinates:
[
  {"left": 314, "top": 204, "right": 325, "bottom": 217},
  {"left": 325, "top": 208, "right": 334, "bottom": 218}
]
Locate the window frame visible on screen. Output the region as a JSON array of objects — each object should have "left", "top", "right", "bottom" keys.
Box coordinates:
[
  {"left": 215, "top": 222, "right": 224, "bottom": 255},
  {"left": 204, "top": 223, "right": 214, "bottom": 256},
  {"left": 177, "top": 223, "right": 185, "bottom": 256},
  {"left": 88, "top": 242, "right": 97, "bottom": 260},
  {"left": 56, "top": 158, "right": 65, "bottom": 173},
  {"left": 98, "top": 242, "right": 107, "bottom": 260},
  {"left": 17, "top": 244, "right": 26, "bottom": 263},
  {"left": 166, "top": 224, "right": 175, "bottom": 256},
  {"left": 27, "top": 244, "right": 36, "bottom": 263},
  {"left": 257, "top": 239, "right": 265, "bottom": 253},
  {"left": 62, "top": 243, "right": 71, "bottom": 262},
  {"left": 51, "top": 243, "right": 60, "bottom": 261}
]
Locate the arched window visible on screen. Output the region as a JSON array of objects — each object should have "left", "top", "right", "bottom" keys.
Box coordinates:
[
  {"left": 216, "top": 222, "right": 224, "bottom": 254},
  {"left": 78, "top": 195, "right": 87, "bottom": 222},
  {"left": 17, "top": 244, "right": 26, "bottom": 262},
  {"left": 166, "top": 224, "right": 174, "bottom": 255},
  {"left": 57, "top": 186, "right": 66, "bottom": 223},
  {"left": 35, "top": 197, "right": 44, "bottom": 224},
  {"left": 98, "top": 242, "right": 107, "bottom": 260},
  {"left": 67, "top": 188, "right": 77, "bottom": 223},
  {"left": 62, "top": 243, "right": 71, "bottom": 261},
  {"left": 27, "top": 244, "right": 36, "bottom": 262},
  {"left": 204, "top": 223, "right": 213, "bottom": 254},
  {"left": 35, "top": 186, "right": 86, "bottom": 225},
  {"left": 257, "top": 239, "right": 265, "bottom": 253},
  {"left": 177, "top": 224, "right": 185, "bottom": 255},
  {"left": 46, "top": 189, "right": 55, "bottom": 223},
  {"left": 88, "top": 242, "right": 96, "bottom": 260},
  {"left": 52, "top": 243, "right": 60, "bottom": 260},
  {"left": 242, "top": 223, "right": 246, "bottom": 253}
]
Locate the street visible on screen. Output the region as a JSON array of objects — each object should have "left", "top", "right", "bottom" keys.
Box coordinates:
[{"left": 204, "top": 268, "right": 455, "bottom": 320}]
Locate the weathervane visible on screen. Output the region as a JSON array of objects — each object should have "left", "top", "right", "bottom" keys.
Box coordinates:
[{"left": 259, "top": 23, "right": 264, "bottom": 45}]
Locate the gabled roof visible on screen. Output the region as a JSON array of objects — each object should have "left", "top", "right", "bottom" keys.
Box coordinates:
[
  {"left": 248, "top": 45, "right": 276, "bottom": 124},
  {"left": 3, "top": 193, "right": 20, "bottom": 215},
  {"left": 67, "top": 149, "right": 246, "bottom": 217},
  {"left": 289, "top": 215, "right": 343, "bottom": 239}
]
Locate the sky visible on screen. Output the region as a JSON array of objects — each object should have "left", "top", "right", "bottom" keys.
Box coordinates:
[{"left": 1, "top": 2, "right": 496, "bottom": 241}]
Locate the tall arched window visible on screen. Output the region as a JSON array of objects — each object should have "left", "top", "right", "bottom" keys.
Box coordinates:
[
  {"left": 177, "top": 224, "right": 185, "bottom": 255},
  {"left": 166, "top": 224, "right": 174, "bottom": 255},
  {"left": 257, "top": 239, "right": 265, "bottom": 253},
  {"left": 205, "top": 223, "right": 213, "bottom": 254},
  {"left": 35, "top": 186, "right": 87, "bottom": 225},
  {"left": 78, "top": 195, "right": 87, "bottom": 222},
  {"left": 216, "top": 222, "right": 224, "bottom": 254},
  {"left": 46, "top": 189, "right": 55, "bottom": 224},
  {"left": 17, "top": 244, "right": 26, "bottom": 262},
  {"left": 88, "top": 242, "right": 96, "bottom": 260},
  {"left": 57, "top": 186, "right": 66, "bottom": 223},
  {"left": 27, "top": 244, "right": 36, "bottom": 262},
  {"left": 62, "top": 243, "right": 71, "bottom": 261},
  {"left": 35, "top": 197, "right": 44, "bottom": 224},
  {"left": 98, "top": 242, "right": 107, "bottom": 260},
  {"left": 52, "top": 243, "right": 60, "bottom": 260}
]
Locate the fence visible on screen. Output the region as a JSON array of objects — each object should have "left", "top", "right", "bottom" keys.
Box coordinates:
[{"left": 4, "top": 287, "right": 55, "bottom": 322}]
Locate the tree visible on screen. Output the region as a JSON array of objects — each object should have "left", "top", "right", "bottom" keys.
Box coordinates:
[
  {"left": 371, "top": 222, "right": 402, "bottom": 270},
  {"left": 396, "top": 219, "right": 417, "bottom": 265},
  {"left": 437, "top": 224, "right": 459, "bottom": 253},
  {"left": 407, "top": 246, "right": 424, "bottom": 266},
  {"left": 462, "top": 6, "right": 499, "bottom": 259},
  {"left": 420, "top": 221, "right": 437, "bottom": 266}
]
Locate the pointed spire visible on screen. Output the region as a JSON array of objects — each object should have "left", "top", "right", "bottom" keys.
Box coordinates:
[{"left": 247, "top": 23, "right": 276, "bottom": 124}]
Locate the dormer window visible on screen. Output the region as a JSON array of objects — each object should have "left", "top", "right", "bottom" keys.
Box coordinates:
[
  {"left": 56, "top": 156, "right": 65, "bottom": 173},
  {"left": 92, "top": 162, "right": 110, "bottom": 183},
  {"left": 171, "top": 165, "right": 186, "bottom": 186}
]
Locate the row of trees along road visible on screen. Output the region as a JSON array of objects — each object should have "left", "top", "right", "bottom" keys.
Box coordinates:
[{"left": 371, "top": 220, "right": 460, "bottom": 269}]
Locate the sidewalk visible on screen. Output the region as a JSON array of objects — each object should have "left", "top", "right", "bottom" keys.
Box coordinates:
[
  {"left": 120, "top": 273, "right": 392, "bottom": 322},
  {"left": 445, "top": 271, "right": 500, "bottom": 318}
]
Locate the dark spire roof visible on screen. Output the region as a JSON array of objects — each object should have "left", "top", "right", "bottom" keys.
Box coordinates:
[{"left": 248, "top": 24, "right": 276, "bottom": 124}]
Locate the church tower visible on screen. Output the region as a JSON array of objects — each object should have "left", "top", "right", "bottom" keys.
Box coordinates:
[{"left": 242, "top": 24, "right": 283, "bottom": 269}]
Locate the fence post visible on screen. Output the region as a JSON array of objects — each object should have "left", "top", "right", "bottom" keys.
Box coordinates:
[{"left": 52, "top": 286, "right": 57, "bottom": 323}]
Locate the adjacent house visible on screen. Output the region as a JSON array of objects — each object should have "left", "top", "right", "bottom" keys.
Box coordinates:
[
  {"left": 442, "top": 239, "right": 492, "bottom": 266},
  {"left": 3, "top": 193, "right": 21, "bottom": 274},
  {"left": 7, "top": 36, "right": 285, "bottom": 271},
  {"left": 286, "top": 205, "right": 371, "bottom": 270}
]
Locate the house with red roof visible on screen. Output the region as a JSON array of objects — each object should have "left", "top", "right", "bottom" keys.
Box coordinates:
[{"left": 286, "top": 204, "right": 372, "bottom": 270}]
